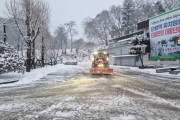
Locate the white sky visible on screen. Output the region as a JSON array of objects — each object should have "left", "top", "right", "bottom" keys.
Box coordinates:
[{"left": 0, "top": 0, "right": 123, "bottom": 38}]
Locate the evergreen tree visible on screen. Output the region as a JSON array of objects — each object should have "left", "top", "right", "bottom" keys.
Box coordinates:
[
  {"left": 0, "top": 40, "right": 24, "bottom": 74},
  {"left": 122, "top": 0, "right": 135, "bottom": 35}
]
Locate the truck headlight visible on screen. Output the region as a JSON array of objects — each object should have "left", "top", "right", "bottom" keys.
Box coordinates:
[
  {"left": 106, "top": 57, "right": 109, "bottom": 61},
  {"left": 103, "top": 52, "right": 107, "bottom": 54},
  {"left": 94, "top": 51, "right": 98, "bottom": 55},
  {"left": 98, "top": 64, "right": 104, "bottom": 68}
]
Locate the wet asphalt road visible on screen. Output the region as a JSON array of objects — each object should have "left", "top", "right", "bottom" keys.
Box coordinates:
[{"left": 0, "top": 63, "right": 180, "bottom": 120}]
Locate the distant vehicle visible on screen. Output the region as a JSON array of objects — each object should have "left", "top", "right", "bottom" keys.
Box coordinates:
[
  {"left": 90, "top": 51, "right": 113, "bottom": 75},
  {"left": 63, "top": 59, "right": 78, "bottom": 65}
]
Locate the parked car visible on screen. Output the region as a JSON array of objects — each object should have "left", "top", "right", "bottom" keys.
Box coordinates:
[{"left": 63, "top": 59, "right": 78, "bottom": 65}]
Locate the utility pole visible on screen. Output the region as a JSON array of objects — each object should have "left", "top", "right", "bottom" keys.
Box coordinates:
[
  {"left": 41, "top": 36, "right": 45, "bottom": 67},
  {"left": 3, "top": 23, "right": 7, "bottom": 43}
]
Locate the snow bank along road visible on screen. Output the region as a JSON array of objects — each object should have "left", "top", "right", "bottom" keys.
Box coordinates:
[{"left": 0, "top": 63, "right": 180, "bottom": 120}]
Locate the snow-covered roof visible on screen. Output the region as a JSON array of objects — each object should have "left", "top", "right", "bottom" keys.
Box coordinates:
[
  {"left": 117, "top": 38, "right": 132, "bottom": 43},
  {"left": 116, "top": 34, "right": 146, "bottom": 43},
  {"left": 97, "top": 45, "right": 108, "bottom": 50},
  {"left": 111, "top": 55, "right": 137, "bottom": 58},
  {"left": 133, "top": 45, "right": 147, "bottom": 48}
]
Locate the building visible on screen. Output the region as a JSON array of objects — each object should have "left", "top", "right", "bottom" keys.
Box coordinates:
[
  {"left": 99, "top": 29, "right": 149, "bottom": 66},
  {"left": 99, "top": 8, "right": 180, "bottom": 66}
]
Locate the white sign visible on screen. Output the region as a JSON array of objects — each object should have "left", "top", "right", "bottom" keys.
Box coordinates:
[{"left": 149, "top": 8, "right": 180, "bottom": 59}]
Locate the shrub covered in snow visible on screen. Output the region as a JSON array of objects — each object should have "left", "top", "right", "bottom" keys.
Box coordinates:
[
  {"left": 130, "top": 35, "right": 149, "bottom": 68},
  {"left": 97, "top": 45, "right": 108, "bottom": 50},
  {"left": 0, "top": 40, "right": 24, "bottom": 74},
  {"left": 59, "top": 49, "right": 91, "bottom": 63}
]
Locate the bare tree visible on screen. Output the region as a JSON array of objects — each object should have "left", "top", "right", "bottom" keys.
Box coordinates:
[
  {"left": 65, "top": 21, "right": 78, "bottom": 52},
  {"left": 46, "top": 37, "right": 56, "bottom": 65},
  {"left": 54, "top": 25, "right": 68, "bottom": 54},
  {"left": 139, "top": 0, "right": 156, "bottom": 19},
  {"left": 34, "top": 28, "right": 52, "bottom": 66},
  {"left": 163, "top": 0, "right": 180, "bottom": 10},
  {"left": 83, "top": 10, "right": 114, "bottom": 46},
  {"left": 73, "top": 38, "right": 84, "bottom": 53},
  {"left": 121, "top": 0, "right": 136, "bottom": 35},
  {"left": 109, "top": 5, "right": 123, "bottom": 38},
  {"left": 154, "top": 1, "right": 166, "bottom": 14},
  {"left": 84, "top": 41, "right": 96, "bottom": 59},
  {"left": 6, "top": 0, "right": 50, "bottom": 72}
]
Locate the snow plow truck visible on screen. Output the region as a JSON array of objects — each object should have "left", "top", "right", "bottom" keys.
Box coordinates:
[{"left": 90, "top": 51, "right": 113, "bottom": 75}]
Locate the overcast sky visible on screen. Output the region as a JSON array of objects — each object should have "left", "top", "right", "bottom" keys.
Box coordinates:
[{"left": 0, "top": 0, "right": 123, "bottom": 38}]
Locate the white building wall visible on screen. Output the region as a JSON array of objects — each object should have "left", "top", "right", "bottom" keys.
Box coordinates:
[{"left": 100, "top": 37, "right": 179, "bottom": 67}]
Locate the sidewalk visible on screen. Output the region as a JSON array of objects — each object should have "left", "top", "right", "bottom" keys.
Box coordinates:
[
  {"left": 0, "top": 72, "right": 22, "bottom": 85},
  {"left": 113, "top": 65, "right": 180, "bottom": 79},
  {"left": 0, "top": 80, "right": 19, "bottom": 85},
  {"left": 0, "top": 64, "right": 65, "bottom": 87}
]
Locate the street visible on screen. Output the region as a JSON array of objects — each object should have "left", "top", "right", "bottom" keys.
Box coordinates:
[{"left": 0, "top": 63, "right": 180, "bottom": 120}]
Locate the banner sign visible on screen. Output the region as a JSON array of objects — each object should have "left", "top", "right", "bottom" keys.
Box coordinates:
[{"left": 149, "top": 8, "right": 180, "bottom": 60}]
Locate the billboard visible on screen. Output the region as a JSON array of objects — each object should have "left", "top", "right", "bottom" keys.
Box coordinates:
[{"left": 149, "top": 8, "right": 180, "bottom": 60}]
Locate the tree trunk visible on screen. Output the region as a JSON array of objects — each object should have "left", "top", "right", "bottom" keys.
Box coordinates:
[
  {"left": 61, "top": 39, "right": 63, "bottom": 54},
  {"left": 70, "top": 35, "right": 72, "bottom": 52},
  {"left": 41, "top": 36, "right": 45, "bottom": 67},
  {"left": 65, "top": 41, "right": 67, "bottom": 54},
  {"left": 21, "top": 41, "right": 23, "bottom": 58},
  {"left": 65, "top": 49, "right": 67, "bottom": 54},
  {"left": 139, "top": 54, "right": 144, "bottom": 68},
  {"left": 26, "top": 42, "right": 32, "bottom": 72},
  {"left": 32, "top": 40, "right": 36, "bottom": 68},
  {"left": 25, "top": 0, "right": 31, "bottom": 72},
  {"left": 17, "top": 35, "right": 20, "bottom": 51},
  {"left": 105, "top": 40, "right": 108, "bottom": 46}
]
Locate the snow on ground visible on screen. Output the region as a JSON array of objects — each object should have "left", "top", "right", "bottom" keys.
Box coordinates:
[
  {"left": 0, "top": 103, "right": 26, "bottom": 111},
  {"left": 111, "top": 115, "right": 136, "bottom": 120},
  {"left": 1, "top": 63, "right": 180, "bottom": 88},
  {"left": 113, "top": 65, "right": 180, "bottom": 79},
  {"left": 0, "top": 62, "right": 180, "bottom": 119},
  {"left": 0, "top": 62, "right": 91, "bottom": 87},
  {"left": 0, "top": 64, "right": 76, "bottom": 87}
]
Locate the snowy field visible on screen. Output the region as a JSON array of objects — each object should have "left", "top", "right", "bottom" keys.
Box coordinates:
[{"left": 0, "top": 62, "right": 180, "bottom": 119}]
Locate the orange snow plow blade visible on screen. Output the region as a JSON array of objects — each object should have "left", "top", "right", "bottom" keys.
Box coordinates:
[{"left": 90, "top": 68, "right": 113, "bottom": 75}]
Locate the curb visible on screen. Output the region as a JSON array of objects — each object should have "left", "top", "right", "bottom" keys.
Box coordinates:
[
  {"left": 133, "top": 69, "right": 180, "bottom": 79},
  {"left": 0, "top": 80, "right": 19, "bottom": 85}
]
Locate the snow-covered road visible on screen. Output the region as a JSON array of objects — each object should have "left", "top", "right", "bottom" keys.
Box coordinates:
[{"left": 0, "top": 62, "right": 180, "bottom": 120}]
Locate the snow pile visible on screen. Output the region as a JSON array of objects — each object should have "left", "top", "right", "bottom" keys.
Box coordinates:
[
  {"left": 0, "top": 62, "right": 90, "bottom": 87},
  {"left": 97, "top": 45, "right": 108, "bottom": 50},
  {"left": 60, "top": 49, "right": 91, "bottom": 62},
  {"left": 0, "top": 40, "right": 24, "bottom": 74},
  {"left": 115, "top": 65, "right": 180, "bottom": 78},
  {"left": 16, "top": 64, "right": 64, "bottom": 85}
]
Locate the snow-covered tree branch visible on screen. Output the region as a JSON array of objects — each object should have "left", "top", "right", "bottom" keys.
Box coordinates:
[
  {"left": 130, "top": 35, "right": 149, "bottom": 68},
  {"left": 6, "top": 0, "right": 50, "bottom": 72}
]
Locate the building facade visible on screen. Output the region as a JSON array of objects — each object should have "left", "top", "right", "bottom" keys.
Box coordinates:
[{"left": 99, "top": 18, "right": 180, "bottom": 66}]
